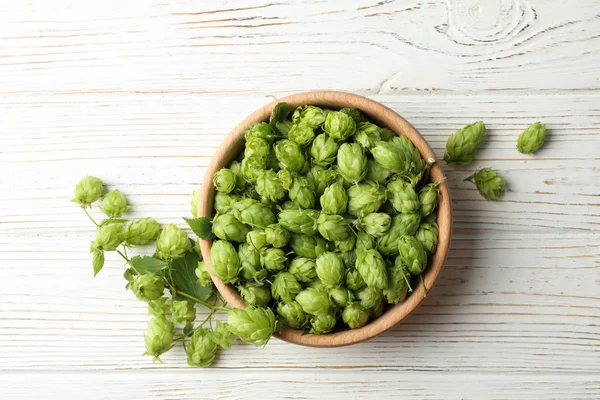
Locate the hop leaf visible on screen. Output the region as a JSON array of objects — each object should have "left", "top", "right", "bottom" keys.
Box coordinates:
[
  {"left": 443, "top": 121, "right": 486, "bottom": 165},
  {"left": 227, "top": 307, "right": 276, "bottom": 347},
  {"left": 517, "top": 122, "right": 546, "bottom": 155},
  {"left": 73, "top": 176, "right": 104, "bottom": 207},
  {"left": 465, "top": 168, "right": 506, "bottom": 201},
  {"left": 92, "top": 249, "right": 104, "bottom": 276}
]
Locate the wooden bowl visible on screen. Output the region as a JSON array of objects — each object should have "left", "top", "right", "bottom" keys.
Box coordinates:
[{"left": 199, "top": 91, "right": 452, "bottom": 347}]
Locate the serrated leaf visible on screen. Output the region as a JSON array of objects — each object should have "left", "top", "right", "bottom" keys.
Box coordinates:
[
  {"left": 183, "top": 217, "right": 215, "bottom": 240},
  {"left": 92, "top": 250, "right": 104, "bottom": 276},
  {"left": 129, "top": 255, "right": 167, "bottom": 275},
  {"left": 269, "top": 101, "right": 291, "bottom": 127},
  {"left": 166, "top": 250, "right": 213, "bottom": 303},
  {"left": 99, "top": 218, "right": 128, "bottom": 227},
  {"left": 183, "top": 322, "right": 194, "bottom": 336}
]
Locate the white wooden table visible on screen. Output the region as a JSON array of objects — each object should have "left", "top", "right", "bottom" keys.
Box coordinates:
[{"left": 1, "top": 0, "right": 599, "bottom": 398}]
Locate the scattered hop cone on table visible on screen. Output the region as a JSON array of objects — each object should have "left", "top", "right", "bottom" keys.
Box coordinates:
[
  {"left": 465, "top": 168, "right": 506, "bottom": 200},
  {"left": 227, "top": 307, "right": 276, "bottom": 347},
  {"left": 156, "top": 224, "right": 189, "bottom": 260},
  {"left": 92, "top": 223, "right": 125, "bottom": 251},
  {"left": 443, "top": 121, "right": 486, "bottom": 165},
  {"left": 517, "top": 122, "right": 546, "bottom": 155},
  {"left": 132, "top": 274, "right": 165, "bottom": 302},
  {"left": 73, "top": 175, "right": 104, "bottom": 207},
  {"left": 125, "top": 217, "right": 160, "bottom": 246},
  {"left": 186, "top": 328, "right": 217, "bottom": 368},
  {"left": 143, "top": 316, "right": 174, "bottom": 362},
  {"left": 171, "top": 300, "right": 196, "bottom": 324},
  {"left": 100, "top": 189, "right": 129, "bottom": 218}
]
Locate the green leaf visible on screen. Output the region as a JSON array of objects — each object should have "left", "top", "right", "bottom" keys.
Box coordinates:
[
  {"left": 167, "top": 250, "right": 213, "bottom": 303},
  {"left": 183, "top": 322, "right": 194, "bottom": 336},
  {"left": 99, "top": 218, "right": 128, "bottom": 227},
  {"left": 183, "top": 217, "right": 215, "bottom": 240},
  {"left": 269, "top": 101, "right": 291, "bottom": 127},
  {"left": 92, "top": 250, "right": 104, "bottom": 276},
  {"left": 123, "top": 268, "right": 136, "bottom": 282},
  {"left": 129, "top": 255, "right": 167, "bottom": 275}
]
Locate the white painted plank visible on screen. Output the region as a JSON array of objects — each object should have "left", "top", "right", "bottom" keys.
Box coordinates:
[
  {"left": 0, "top": 0, "right": 599, "bottom": 94},
  {"left": 2, "top": 371, "right": 600, "bottom": 400}
]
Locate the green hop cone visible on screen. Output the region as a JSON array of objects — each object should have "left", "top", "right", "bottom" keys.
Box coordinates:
[
  {"left": 92, "top": 222, "right": 125, "bottom": 251},
  {"left": 214, "top": 192, "right": 240, "bottom": 214},
  {"left": 347, "top": 182, "right": 386, "bottom": 217},
  {"left": 264, "top": 224, "right": 290, "bottom": 248},
  {"left": 245, "top": 136, "right": 270, "bottom": 161},
  {"left": 148, "top": 297, "right": 170, "bottom": 318},
  {"left": 361, "top": 212, "right": 392, "bottom": 238},
  {"left": 290, "top": 234, "right": 327, "bottom": 259},
  {"left": 211, "top": 321, "right": 237, "bottom": 349},
  {"left": 356, "top": 286, "right": 383, "bottom": 309},
  {"left": 365, "top": 159, "right": 392, "bottom": 184},
  {"left": 260, "top": 247, "right": 288, "bottom": 272},
  {"left": 232, "top": 198, "right": 276, "bottom": 228},
  {"left": 320, "top": 181, "right": 348, "bottom": 215},
  {"left": 339, "top": 107, "right": 366, "bottom": 124},
  {"left": 308, "top": 279, "right": 326, "bottom": 292},
  {"left": 380, "top": 127, "right": 397, "bottom": 141},
  {"left": 309, "top": 313, "right": 337, "bottom": 334},
  {"left": 277, "top": 208, "right": 319, "bottom": 235},
  {"left": 317, "top": 214, "right": 351, "bottom": 241},
  {"left": 383, "top": 259, "right": 410, "bottom": 305},
  {"left": 156, "top": 224, "right": 189, "bottom": 260},
  {"left": 171, "top": 300, "right": 196, "bottom": 324},
  {"left": 369, "top": 297, "right": 386, "bottom": 319},
  {"left": 377, "top": 212, "right": 421, "bottom": 256},
  {"left": 288, "top": 257, "right": 317, "bottom": 283},
  {"left": 244, "top": 121, "right": 276, "bottom": 144},
  {"left": 186, "top": 328, "right": 217, "bottom": 368},
  {"left": 196, "top": 260, "right": 213, "bottom": 287},
  {"left": 100, "top": 189, "right": 129, "bottom": 218},
  {"left": 213, "top": 168, "right": 237, "bottom": 194},
  {"left": 389, "top": 136, "right": 425, "bottom": 181},
  {"left": 415, "top": 221, "right": 439, "bottom": 254},
  {"left": 330, "top": 287, "right": 353, "bottom": 307},
  {"left": 306, "top": 166, "right": 338, "bottom": 197},
  {"left": 310, "top": 133, "right": 339, "bottom": 166},
  {"left": 229, "top": 160, "right": 248, "bottom": 190},
  {"left": 73, "top": 175, "right": 104, "bottom": 207},
  {"left": 143, "top": 316, "right": 174, "bottom": 362},
  {"left": 419, "top": 182, "right": 441, "bottom": 217},
  {"left": 443, "top": 121, "right": 486, "bottom": 165},
  {"left": 239, "top": 284, "right": 272, "bottom": 307},
  {"left": 324, "top": 111, "right": 356, "bottom": 141},
  {"left": 465, "top": 168, "right": 506, "bottom": 201},
  {"left": 210, "top": 240, "right": 240, "bottom": 284},
  {"left": 277, "top": 301, "right": 309, "bottom": 329},
  {"left": 256, "top": 170, "right": 286, "bottom": 202},
  {"left": 334, "top": 235, "right": 356, "bottom": 252},
  {"left": 288, "top": 123, "right": 316, "bottom": 147},
  {"left": 190, "top": 188, "right": 200, "bottom": 217},
  {"left": 246, "top": 229, "right": 268, "bottom": 250},
  {"left": 356, "top": 249, "right": 388, "bottom": 291},
  {"left": 241, "top": 155, "right": 266, "bottom": 184},
  {"left": 125, "top": 217, "right": 160, "bottom": 246},
  {"left": 337, "top": 143, "right": 367, "bottom": 183},
  {"left": 355, "top": 231, "right": 376, "bottom": 255},
  {"left": 213, "top": 214, "right": 250, "bottom": 243},
  {"left": 292, "top": 105, "right": 327, "bottom": 128},
  {"left": 238, "top": 243, "right": 267, "bottom": 284},
  {"left": 315, "top": 252, "right": 345, "bottom": 289},
  {"left": 295, "top": 288, "right": 333, "bottom": 316},
  {"left": 271, "top": 271, "right": 302, "bottom": 303},
  {"left": 387, "top": 179, "right": 420, "bottom": 213},
  {"left": 517, "top": 122, "right": 546, "bottom": 155},
  {"left": 354, "top": 122, "right": 382, "bottom": 149},
  {"left": 227, "top": 306, "right": 276, "bottom": 347},
  {"left": 132, "top": 274, "right": 165, "bottom": 302},
  {"left": 342, "top": 302, "right": 369, "bottom": 329},
  {"left": 398, "top": 235, "right": 428, "bottom": 275},
  {"left": 289, "top": 176, "right": 316, "bottom": 209},
  {"left": 342, "top": 250, "right": 357, "bottom": 268},
  {"left": 277, "top": 169, "right": 293, "bottom": 190},
  {"left": 371, "top": 141, "right": 413, "bottom": 175},
  {"left": 274, "top": 139, "right": 305, "bottom": 173},
  {"left": 346, "top": 268, "right": 366, "bottom": 291}
]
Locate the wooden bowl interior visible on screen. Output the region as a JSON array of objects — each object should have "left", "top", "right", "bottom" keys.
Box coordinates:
[{"left": 199, "top": 91, "right": 452, "bottom": 347}]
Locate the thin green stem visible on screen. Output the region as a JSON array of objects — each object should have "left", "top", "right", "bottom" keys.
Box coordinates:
[
  {"left": 176, "top": 290, "right": 230, "bottom": 312},
  {"left": 83, "top": 208, "right": 98, "bottom": 227}
]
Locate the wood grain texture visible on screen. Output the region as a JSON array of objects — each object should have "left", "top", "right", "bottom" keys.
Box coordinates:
[{"left": 1, "top": 0, "right": 600, "bottom": 397}]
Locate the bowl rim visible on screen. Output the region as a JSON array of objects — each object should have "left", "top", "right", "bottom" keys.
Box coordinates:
[{"left": 199, "top": 90, "right": 452, "bottom": 347}]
